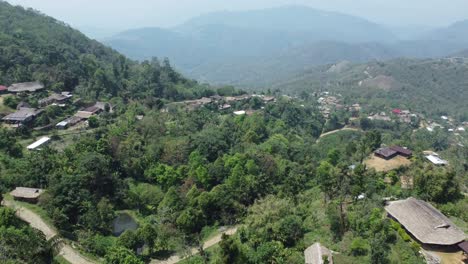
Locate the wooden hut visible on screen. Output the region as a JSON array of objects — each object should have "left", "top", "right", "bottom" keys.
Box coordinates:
[
  {"left": 10, "top": 187, "right": 44, "bottom": 203},
  {"left": 375, "top": 148, "right": 398, "bottom": 160}
]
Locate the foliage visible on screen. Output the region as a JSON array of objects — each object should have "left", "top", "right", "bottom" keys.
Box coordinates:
[
  {"left": 0, "top": 207, "right": 52, "bottom": 263},
  {"left": 104, "top": 246, "right": 144, "bottom": 264}
]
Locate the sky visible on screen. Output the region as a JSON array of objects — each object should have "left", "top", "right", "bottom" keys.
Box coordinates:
[{"left": 6, "top": 0, "right": 468, "bottom": 37}]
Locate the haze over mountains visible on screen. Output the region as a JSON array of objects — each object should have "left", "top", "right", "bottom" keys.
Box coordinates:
[{"left": 105, "top": 6, "right": 468, "bottom": 88}]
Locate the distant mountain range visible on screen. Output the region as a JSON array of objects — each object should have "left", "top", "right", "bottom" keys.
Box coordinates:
[{"left": 104, "top": 6, "right": 468, "bottom": 88}]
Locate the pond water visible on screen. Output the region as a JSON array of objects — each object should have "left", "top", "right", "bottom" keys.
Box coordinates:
[{"left": 113, "top": 212, "right": 138, "bottom": 236}]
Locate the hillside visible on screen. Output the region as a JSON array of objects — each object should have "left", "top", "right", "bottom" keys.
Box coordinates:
[
  {"left": 105, "top": 6, "right": 401, "bottom": 86},
  {"left": 422, "top": 20, "right": 468, "bottom": 43},
  {"left": 454, "top": 49, "right": 468, "bottom": 57},
  {"left": 176, "top": 6, "right": 397, "bottom": 43},
  {"left": 1, "top": 3, "right": 468, "bottom": 264},
  {"left": 106, "top": 7, "right": 468, "bottom": 88},
  {"left": 186, "top": 41, "right": 399, "bottom": 86},
  {"left": 277, "top": 58, "right": 468, "bottom": 119},
  {"left": 0, "top": 1, "right": 204, "bottom": 101}
]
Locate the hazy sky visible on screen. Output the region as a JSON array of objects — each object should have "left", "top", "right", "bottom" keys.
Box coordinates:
[{"left": 6, "top": 0, "right": 468, "bottom": 33}]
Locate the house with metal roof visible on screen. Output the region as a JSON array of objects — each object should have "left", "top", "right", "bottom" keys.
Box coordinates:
[
  {"left": 425, "top": 155, "right": 448, "bottom": 166},
  {"left": 27, "top": 137, "right": 51, "bottom": 150}
]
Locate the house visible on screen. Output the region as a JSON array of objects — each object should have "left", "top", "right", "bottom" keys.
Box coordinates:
[
  {"left": 375, "top": 148, "right": 398, "bottom": 160},
  {"left": 10, "top": 187, "right": 44, "bottom": 203},
  {"left": 38, "top": 93, "right": 71, "bottom": 107},
  {"left": 425, "top": 154, "right": 448, "bottom": 166},
  {"left": 262, "top": 96, "right": 275, "bottom": 103},
  {"left": 385, "top": 198, "right": 466, "bottom": 247},
  {"left": 56, "top": 121, "right": 69, "bottom": 129},
  {"left": 27, "top": 137, "right": 51, "bottom": 150},
  {"left": 390, "top": 146, "right": 412, "bottom": 158},
  {"left": 56, "top": 116, "right": 83, "bottom": 129},
  {"left": 368, "top": 112, "right": 391, "bottom": 121},
  {"left": 2, "top": 108, "right": 43, "bottom": 126},
  {"left": 95, "top": 101, "right": 112, "bottom": 112},
  {"left": 374, "top": 146, "right": 412, "bottom": 160},
  {"left": 392, "top": 109, "right": 402, "bottom": 115},
  {"left": 8, "top": 82, "right": 45, "bottom": 93},
  {"left": 74, "top": 105, "right": 102, "bottom": 119},
  {"left": 304, "top": 243, "right": 333, "bottom": 264},
  {"left": 0, "top": 85, "right": 7, "bottom": 94},
  {"left": 219, "top": 104, "right": 232, "bottom": 110}
]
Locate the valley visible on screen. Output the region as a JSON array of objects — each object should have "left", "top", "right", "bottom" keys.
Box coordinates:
[{"left": 0, "top": 2, "right": 467, "bottom": 264}]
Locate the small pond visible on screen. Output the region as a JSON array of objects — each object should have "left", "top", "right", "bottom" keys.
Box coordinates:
[{"left": 113, "top": 212, "right": 138, "bottom": 236}]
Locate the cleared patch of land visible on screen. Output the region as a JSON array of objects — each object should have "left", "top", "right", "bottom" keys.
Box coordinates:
[
  {"left": 423, "top": 245, "right": 465, "bottom": 264},
  {"left": 364, "top": 154, "right": 412, "bottom": 172},
  {"left": 0, "top": 94, "right": 14, "bottom": 113}
]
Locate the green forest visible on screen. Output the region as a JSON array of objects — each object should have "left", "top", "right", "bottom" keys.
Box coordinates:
[
  {"left": 0, "top": 2, "right": 467, "bottom": 264},
  {"left": 278, "top": 58, "right": 468, "bottom": 120}
]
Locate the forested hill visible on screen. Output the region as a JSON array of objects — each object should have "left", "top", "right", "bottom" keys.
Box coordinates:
[
  {"left": 0, "top": 1, "right": 208, "bottom": 100},
  {"left": 106, "top": 6, "right": 468, "bottom": 89},
  {"left": 277, "top": 58, "right": 468, "bottom": 119}
]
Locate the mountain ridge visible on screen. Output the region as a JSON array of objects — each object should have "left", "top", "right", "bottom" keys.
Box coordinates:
[{"left": 105, "top": 6, "right": 468, "bottom": 89}]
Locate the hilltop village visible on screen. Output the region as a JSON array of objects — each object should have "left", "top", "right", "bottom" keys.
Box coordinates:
[
  {"left": 0, "top": 3, "right": 467, "bottom": 263},
  {"left": 1, "top": 79, "right": 467, "bottom": 264}
]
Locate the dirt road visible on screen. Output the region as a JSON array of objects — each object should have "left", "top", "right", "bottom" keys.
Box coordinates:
[
  {"left": 317, "top": 127, "right": 360, "bottom": 142},
  {"left": 151, "top": 227, "right": 238, "bottom": 264},
  {"left": 2, "top": 199, "right": 97, "bottom": 264}
]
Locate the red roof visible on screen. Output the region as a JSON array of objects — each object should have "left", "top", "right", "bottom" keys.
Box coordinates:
[
  {"left": 390, "top": 146, "right": 412, "bottom": 156},
  {"left": 458, "top": 241, "right": 468, "bottom": 254},
  {"left": 0, "top": 85, "right": 7, "bottom": 91},
  {"left": 392, "top": 109, "right": 402, "bottom": 115},
  {"left": 375, "top": 148, "right": 398, "bottom": 158}
]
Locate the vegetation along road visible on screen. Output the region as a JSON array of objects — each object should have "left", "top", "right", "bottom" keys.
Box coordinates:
[
  {"left": 151, "top": 227, "right": 238, "bottom": 264},
  {"left": 2, "top": 199, "right": 97, "bottom": 264}
]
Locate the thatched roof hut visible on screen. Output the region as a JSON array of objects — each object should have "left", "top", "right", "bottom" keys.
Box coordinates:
[
  {"left": 304, "top": 243, "right": 333, "bottom": 264},
  {"left": 385, "top": 197, "right": 466, "bottom": 246},
  {"left": 10, "top": 187, "right": 44, "bottom": 203},
  {"left": 8, "top": 82, "right": 44, "bottom": 93}
]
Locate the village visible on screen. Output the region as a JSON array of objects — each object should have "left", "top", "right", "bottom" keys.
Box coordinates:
[
  {"left": 1, "top": 82, "right": 467, "bottom": 264},
  {"left": 0, "top": 81, "right": 284, "bottom": 151}
]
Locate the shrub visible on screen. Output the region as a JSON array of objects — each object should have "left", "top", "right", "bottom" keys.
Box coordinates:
[{"left": 350, "top": 237, "right": 369, "bottom": 256}]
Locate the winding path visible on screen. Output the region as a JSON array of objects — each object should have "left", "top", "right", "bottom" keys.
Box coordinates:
[
  {"left": 2, "top": 199, "right": 97, "bottom": 264},
  {"left": 317, "top": 127, "right": 360, "bottom": 142},
  {"left": 150, "top": 227, "right": 238, "bottom": 264}
]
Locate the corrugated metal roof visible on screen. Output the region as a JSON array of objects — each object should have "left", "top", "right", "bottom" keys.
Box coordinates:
[{"left": 27, "top": 137, "right": 51, "bottom": 150}]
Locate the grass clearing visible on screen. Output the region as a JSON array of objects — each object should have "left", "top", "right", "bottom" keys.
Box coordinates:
[
  {"left": 0, "top": 94, "right": 14, "bottom": 113},
  {"left": 364, "top": 154, "right": 412, "bottom": 172}
]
